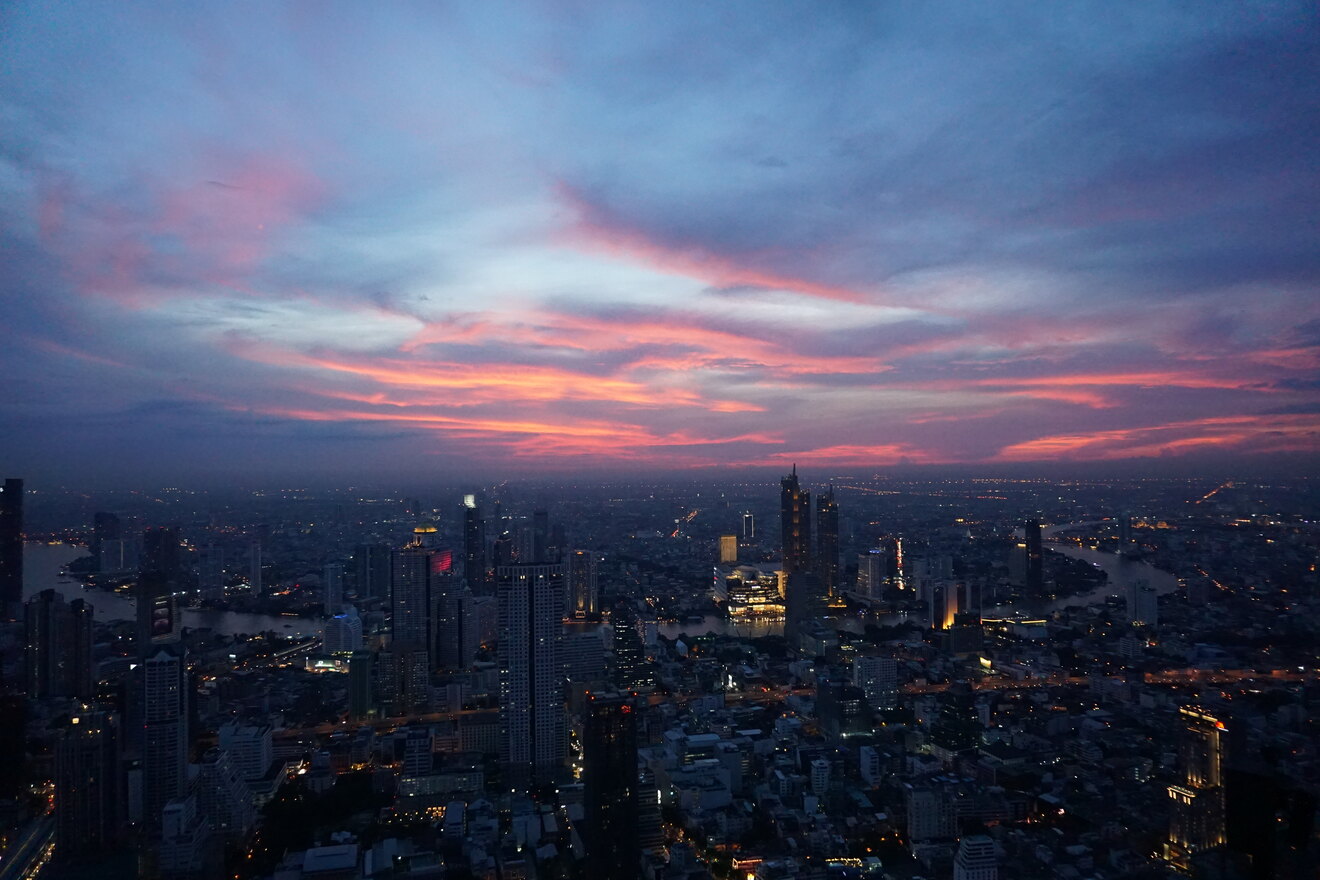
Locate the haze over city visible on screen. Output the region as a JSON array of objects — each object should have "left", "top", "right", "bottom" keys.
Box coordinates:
[{"left": 3, "top": 3, "right": 1319, "bottom": 485}]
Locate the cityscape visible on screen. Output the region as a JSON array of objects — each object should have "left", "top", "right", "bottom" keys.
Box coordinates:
[
  {"left": 3, "top": 3, "right": 1320, "bottom": 880},
  {"left": 1, "top": 472, "right": 1319, "bottom": 879}
]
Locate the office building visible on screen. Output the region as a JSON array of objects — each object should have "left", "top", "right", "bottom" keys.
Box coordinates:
[
  {"left": 718, "top": 565, "right": 785, "bottom": 619},
  {"left": 582, "top": 694, "right": 639, "bottom": 879},
  {"left": 954, "top": 834, "right": 998, "bottom": 880},
  {"left": 857, "top": 548, "right": 888, "bottom": 600},
  {"left": 816, "top": 673, "right": 868, "bottom": 740},
  {"left": 25, "top": 589, "right": 95, "bottom": 699},
  {"left": 780, "top": 466, "right": 811, "bottom": 575},
  {"left": 55, "top": 708, "right": 123, "bottom": 857},
  {"left": 1165, "top": 706, "right": 1228, "bottom": 869},
  {"left": 497, "top": 561, "right": 567, "bottom": 786},
  {"left": 718, "top": 534, "right": 738, "bottom": 565},
  {"left": 1, "top": 478, "right": 23, "bottom": 617},
  {"left": 814, "top": 487, "right": 839, "bottom": 594},
  {"left": 158, "top": 793, "right": 218, "bottom": 878},
  {"left": 349, "top": 651, "right": 376, "bottom": 720},
  {"left": 354, "top": 543, "right": 391, "bottom": 600},
  {"left": 323, "top": 562, "right": 344, "bottom": 615},
  {"left": 142, "top": 644, "right": 189, "bottom": 830},
  {"left": 568, "top": 550, "right": 599, "bottom": 620},
  {"left": 217, "top": 721, "right": 274, "bottom": 781},
  {"left": 139, "top": 527, "right": 181, "bottom": 650},
  {"left": 742, "top": 511, "right": 755, "bottom": 541},
  {"left": 611, "top": 604, "right": 652, "bottom": 690}
]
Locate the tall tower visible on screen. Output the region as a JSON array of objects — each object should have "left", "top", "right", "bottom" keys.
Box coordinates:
[
  {"left": 497, "top": 560, "right": 567, "bottom": 787},
  {"left": 583, "top": 694, "right": 639, "bottom": 879},
  {"left": 568, "top": 550, "right": 599, "bottom": 620},
  {"left": 139, "top": 527, "right": 181, "bottom": 649},
  {"left": 323, "top": 562, "right": 344, "bottom": 615},
  {"left": 391, "top": 541, "right": 437, "bottom": 713},
  {"left": 814, "top": 486, "right": 839, "bottom": 595},
  {"left": 55, "top": 708, "right": 123, "bottom": 858},
  {"left": 0, "top": 478, "right": 23, "bottom": 618},
  {"left": 463, "top": 496, "right": 487, "bottom": 594},
  {"left": 1165, "top": 706, "right": 1228, "bottom": 869},
  {"left": 353, "top": 543, "right": 390, "bottom": 600},
  {"left": 780, "top": 466, "right": 811, "bottom": 575},
  {"left": 92, "top": 512, "right": 121, "bottom": 573},
  {"left": 25, "top": 589, "right": 94, "bottom": 699},
  {"left": 141, "top": 643, "right": 188, "bottom": 831},
  {"left": 742, "top": 511, "right": 755, "bottom": 541},
  {"left": 1023, "top": 519, "right": 1044, "bottom": 596}
]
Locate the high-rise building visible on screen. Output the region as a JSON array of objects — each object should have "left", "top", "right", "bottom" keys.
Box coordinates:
[
  {"left": 325, "top": 606, "right": 363, "bottom": 655},
  {"left": 582, "top": 694, "right": 639, "bottom": 879},
  {"left": 497, "top": 561, "right": 567, "bottom": 787},
  {"left": 954, "top": 834, "right": 998, "bottom": 880},
  {"left": 568, "top": 550, "right": 599, "bottom": 620},
  {"left": 780, "top": 466, "right": 811, "bottom": 575},
  {"left": 463, "top": 497, "right": 487, "bottom": 594},
  {"left": 611, "top": 604, "right": 651, "bottom": 690},
  {"left": 353, "top": 543, "right": 391, "bottom": 600},
  {"left": 391, "top": 542, "right": 437, "bottom": 714},
  {"left": 348, "top": 651, "right": 376, "bottom": 721},
  {"left": 1127, "top": 578, "right": 1158, "bottom": 627},
  {"left": 217, "top": 721, "right": 273, "bottom": 781},
  {"left": 1165, "top": 706, "right": 1228, "bottom": 868},
  {"left": 742, "top": 511, "right": 755, "bottom": 541},
  {"left": 139, "top": 527, "right": 181, "bottom": 650},
  {"left": 141, "top": 644, "right": 188, "bottom": 831},
  {"left": 814, "top": 487, "right": 839, "bottom": 594},
  {"left": 25, "top": 589, "right": 95, "bottom": 699},
  {"left": 1, "top": 478, "right": 24, "bottom": 618},
  {"left": 193, "top": 748, "right": 256, "bottom": 843},
  {"left": 323, "top": 562, "right": 344, "bottom": 615},
  {"left": 852, "top": 656, "right": 898, "bottom": 710},
  {"left": 857, "top": 548, "right": 888, "bottom": 600},
  {"left": 55, "top": 708, "right": 123, "bottom": 857},
  {"left": 718, "top": 534, "right": 738, "bottom": 565},
  {"left": 816, "top": 673, "right": 868, "bottom": 740},
  {"left": 92, "top": 512, "right": 121, "bottom": 573},
  {"left": 785, "top": 570, "right": 826, "bottom": 644},
  {"left": 198, "top": 544, "right": 225, "bottom": 602},
  {"left": 1024, "top": 519, "right": 1044, "bottom": 596}
]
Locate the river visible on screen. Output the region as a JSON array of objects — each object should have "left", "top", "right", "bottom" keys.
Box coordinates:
[{"left": 22, "top": 543, "right": 322, "bottom": 637}]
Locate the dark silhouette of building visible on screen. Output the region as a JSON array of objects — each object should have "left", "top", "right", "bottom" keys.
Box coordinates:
[
  {"left": 0, "top": 685, "right": 27, "bottom": 800},
  {"left": 392, "top": 541, "right": 439, "bottom": 713},
  {"left": 462, "top": 497, "right": 487, "bottom": 593},
  {"left": 354, "top": 543, "right": 391, "bottom": 600},
  {"left": 1, "top": 478, "right": 23, "bottom": 618},
  {"left": 139, "top": 527, "right": 182, "bottom": 650},
  {"left": 815, "top": 486, "right": 839, "bottom": 595},
  {"left": 582, "top": 693, "right": 639, "bottom": 879},
  {"left": 55, "top": 708, "right": 123, "bottom": 858},
  {"left": 611, "top": 604, "right": 651, "bottom": 690},
  {"left": 817, "top": 673, "right": 868, "bottom": 740},
  {"left": 25, "top": 589, "right": 95, "bottom": 699},
  {"left": 1024, "top": 519, "right": 1044, "bottom": 596},
  {"left": 92, "top": 512, "right": 121, "bottom": 572},
  {"left": 780, "top": 466, "right": 811, "bottom": 575}
]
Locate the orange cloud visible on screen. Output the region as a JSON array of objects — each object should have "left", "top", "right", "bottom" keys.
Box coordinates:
[{"left": 996, "top": 414, "right": 1320, "bottom": 462}]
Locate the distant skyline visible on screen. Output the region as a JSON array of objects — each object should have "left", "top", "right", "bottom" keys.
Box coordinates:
[{"left": 3, "top": 3, "right": 1319, "bottom": 484}]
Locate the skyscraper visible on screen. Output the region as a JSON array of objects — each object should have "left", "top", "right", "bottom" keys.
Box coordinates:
[
  {"left": 1, "top": 478, "right": 23, "bottom": 618},
  {"left": 780, "top": 466, "right": 811, "bottom": 575},
  {"left": 1165, "top": 706, "right": 1228, "bottom": 869},
  {"left": 582, "top": 694, "right": 639, "bottom": 879},
  {"left": 25, "top": 589, "right": 94, "bottom": 699},
  {"left": 55, "top": 709, "right": 123, "bottom": 858},
  {"left": 141, "top": 643, "right": 188, "bottom": 831},
  {"left": 814, "top": 486, "right": 839, "bottom": 595},
  {"left": 92, "top": 512, "right": 121, "bottom": 573},
  {"left": 1024, "top": 519, "right": 1044, "bottom": 596},
  {"left": 139, "top": 527, "right": 181, "bottom": 649},
  {"left": 391, "top": 542, "right": 437, "bottom": 714},
  {"left": 463, "top": 496, "right": 488, "bottom": 594},
  {"left": 718, "top": 534, "right": 738, "bottom": 565},
  {"left": 568, "top": 550, "right": 599, "bottom": 620},
  {"left": 1127, "top": 578, "right": 1158, "bottom": 627},
  {"left": 742, "top": 511, "right": 755, "bottom": 541},
  {"left": 323, "top": 562, "right": 344, "bottom": 615},
  {"left": 353, "top": 543, "right": 391, "bottom": 601},
  {"left": 497, "top": 560, "right": 567, "bottom": 787}
]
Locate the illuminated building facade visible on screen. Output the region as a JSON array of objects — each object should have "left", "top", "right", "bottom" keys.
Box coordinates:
[
  {"left": 718, "top": 533, "right": 738, "bottom": 564},
  {"left": 716, "top": 565, "right": 785, "bottom": 619},
  {"left": 780, "top": 465, "right": 811, "bottom": 575},
  {"left": 1165, "top": 706, "right": 1227, "bottom": 869},
  {"left": 498, "top": 561, "right": 567, "bottom": 787},
  {"left": 568, "top": 550, "right": 599, "bottom": 619}
]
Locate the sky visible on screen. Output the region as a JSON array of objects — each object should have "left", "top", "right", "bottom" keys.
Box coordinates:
[{"left": 2, "top": 2, "right": 1319, "bottom": 485}]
